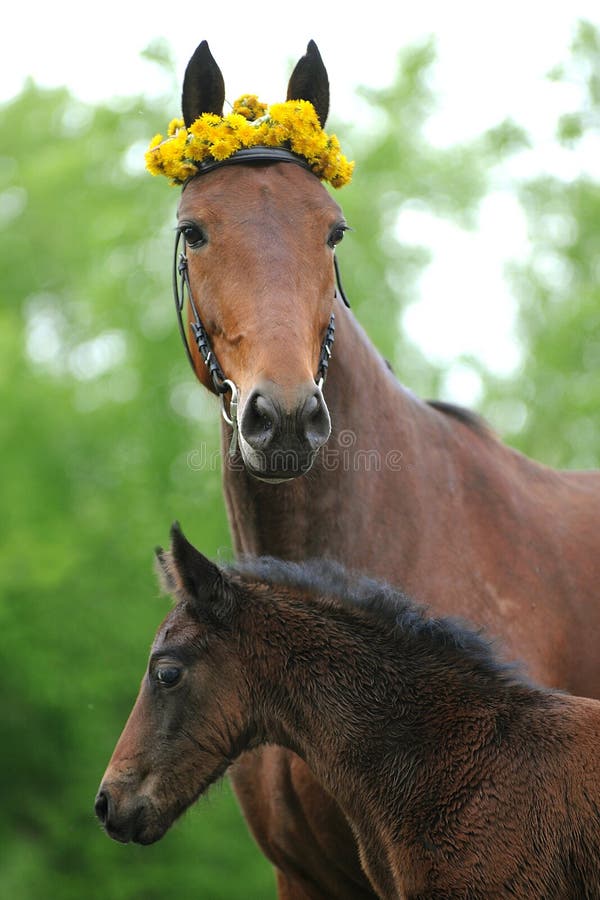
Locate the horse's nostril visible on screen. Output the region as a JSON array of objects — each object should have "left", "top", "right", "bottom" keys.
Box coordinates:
[
  {"left": 304, "top": 394, "right": 319, "bottom": 418},
  {"left": 241, "top": 391, "right": 278, "bottom": 451},
  {"left": 254, "top": 395, "right": 276, "bottom": 421},
  {"left": 252, "top": 399, "right": 275, "bottom": 438},
  {"left": 301, "top": 391, "right": 331, "bottom": 451},
  {"left": 95, "top": 790, "right": 110, "bottom": 825}
]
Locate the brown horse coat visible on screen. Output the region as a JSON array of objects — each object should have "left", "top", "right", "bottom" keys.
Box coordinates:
[{"left": 97, "top": 531, "right": 600, "bottom": 899}]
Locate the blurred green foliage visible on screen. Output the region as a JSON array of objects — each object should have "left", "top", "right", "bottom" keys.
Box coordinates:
[
  {"left": 482, "top": 21, "right": 600, "bottom": 467},
  {"left": 2, "top": 23, "right": 599, "bottom": 898}
]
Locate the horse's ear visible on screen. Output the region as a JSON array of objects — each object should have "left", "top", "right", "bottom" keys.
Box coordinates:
[
  {"left": 286, "top": 40, "right": 329, "bottom": 127},
  {"left": 155, "top": 523, "right": 229, "bottom": 616},
  {"left": 182, "top": 40, "right": 225, "bottom": 127},
  {"left": 155, "top": 545, "right": 177, "bottom": 594}
]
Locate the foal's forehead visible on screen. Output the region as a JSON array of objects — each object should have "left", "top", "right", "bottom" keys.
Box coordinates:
[
  {"left": 177, "top": 163, "right": 343, "bottom": 221},
  {"left": 152, "top": 602, "right": 200, "bottom": 653}
]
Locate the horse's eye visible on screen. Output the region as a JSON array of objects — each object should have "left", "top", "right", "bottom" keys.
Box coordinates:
[
  {"left": 179, "top": 224, "right": 207, "bottom": 249},
  {"left": 155, "top": 665, "right": 182, "bottom": 686},
  {"left": 328, "top": 225, "right": 348, "bottom": 249}
]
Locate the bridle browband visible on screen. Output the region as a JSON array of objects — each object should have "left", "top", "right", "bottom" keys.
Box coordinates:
[{"left": 172, "top": 146, "right": 350, "bottom": 455}]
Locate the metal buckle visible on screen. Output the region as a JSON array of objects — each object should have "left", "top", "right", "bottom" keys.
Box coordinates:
[{"left": 219, "top": 380, "right": 239, "bottom": 458}]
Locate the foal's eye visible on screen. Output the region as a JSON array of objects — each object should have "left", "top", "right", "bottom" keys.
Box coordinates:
[
  {"left": 327, "top": 224, "right": 348, "bottom": 249},
  {"left": 179, "top": 224, "right": 207, "bottom": 249},
  {"left": 155, "top": 665, "right": 182, "bottom": 687}
]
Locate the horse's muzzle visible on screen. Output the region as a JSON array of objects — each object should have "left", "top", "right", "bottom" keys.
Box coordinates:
[{"left": 239, "top": 383, "right": 331, "bottom": 480}]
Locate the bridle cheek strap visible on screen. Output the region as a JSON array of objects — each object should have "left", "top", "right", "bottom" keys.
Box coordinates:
[{"left": 173, "top": 229, "right": 228, "bottom": 393}]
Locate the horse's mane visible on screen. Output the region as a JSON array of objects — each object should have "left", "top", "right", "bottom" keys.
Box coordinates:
[
  {"left": 426, "top": 399, "right": 493, "bottom": 437},
  {"left": 229, "top": 557, "right": 524, "bottom": 686}
]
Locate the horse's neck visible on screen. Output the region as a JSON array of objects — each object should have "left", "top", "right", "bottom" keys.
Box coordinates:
[{"left": 222, "top": 304, "right": 431, "bottom": 561}]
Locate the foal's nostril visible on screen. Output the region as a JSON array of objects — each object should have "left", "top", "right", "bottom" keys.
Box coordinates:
[{"left": 94, "top": 790, "right": 110, "bottom": 825}]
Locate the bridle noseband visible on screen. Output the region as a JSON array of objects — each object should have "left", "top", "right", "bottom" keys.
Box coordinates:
[{"left": 172, "top": 147, "right": 350, "bottom": 456}]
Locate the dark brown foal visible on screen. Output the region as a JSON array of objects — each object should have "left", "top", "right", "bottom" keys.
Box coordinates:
[{"left": 97, "top": 526, "right": 600, "bottom": 899}]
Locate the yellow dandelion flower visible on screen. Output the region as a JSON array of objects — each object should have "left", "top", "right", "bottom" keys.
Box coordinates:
[
  {"left": 186, "top": 139, "right": 208, "bottom": 163},
  {"left": 148, "top": 132, "right": 164, "bottom": 150},
  {"left": 323, "top": 152, "right": 354, "bottom": 188},
  {"left": 172, "top": 160, "right": 198, "bottom": 183},
  {"left": 167, "top": 118, "right": 185, "bottom": 136},
  {"left": 236, "top": 120, "right": 260, "bottom": 146},
  {"left": 232, "top": 94, "right": 267, "bottom": 121},
  {"left": 224, "top": 113, "right": 250, "bottom": 132},
  {"left": 189, "top": 114, "right": 221, "bottom": 140},
  {"left": 146, "top": 96, "right": 353, "bottom": 187},
  {"left": 158, "top": 132, "right": 187, "bottom": 164},
  {"left": 250, "top": 121, "right": 269, "bottom": 144},
  {"left": 290, "top": 130, "right": 326, "bottom": 163},
  {"left": 145, "top": 147, "right": 164, "bottom": 176},
  {"left": 210, "top": 136, "right": 237, "bottom": 160}
]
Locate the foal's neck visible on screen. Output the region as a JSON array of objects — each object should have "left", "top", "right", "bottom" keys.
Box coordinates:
[{"left": 235, "top": 585, "right": 518, "bottom": 836}]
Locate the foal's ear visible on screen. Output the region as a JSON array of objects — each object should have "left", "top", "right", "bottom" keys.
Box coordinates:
[
  {"left": 287, "top": 40, "right": 329, "bottom": 127},
  {"left": 155, "top": 523, "right": 230, "bottom": 616},
  {"left": 182, "top": 40, "right": 225, "bottom": 127}
]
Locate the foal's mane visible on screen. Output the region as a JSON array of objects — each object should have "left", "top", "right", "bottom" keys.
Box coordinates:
[{"left": 230, "top": 557, "right": 523, "bottom": 686}]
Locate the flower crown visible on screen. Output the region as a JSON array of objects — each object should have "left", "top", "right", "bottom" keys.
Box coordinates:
[{"left": 145, "top": 95, "right": 354, "bottom": 188}]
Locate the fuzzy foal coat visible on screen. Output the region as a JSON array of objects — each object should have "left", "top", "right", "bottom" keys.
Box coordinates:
[{"left": 222, "top": 561, "right": 600, "bottom": 899}]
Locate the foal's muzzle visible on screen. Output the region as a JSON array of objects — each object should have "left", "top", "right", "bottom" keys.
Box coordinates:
[
  {"left": 95, "top": 785, "right": 160, "bottom": 845},
  {"left": 239, "top": 384, "right": 331, "bottom": 480}
]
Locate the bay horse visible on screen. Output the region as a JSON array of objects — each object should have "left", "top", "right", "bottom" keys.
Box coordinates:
[
  {"left": 96, "top": 526, "right": 600, "bottom": 898},
  {"left": 141, "top": 39, "right": 600, "bottom": 898}
]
